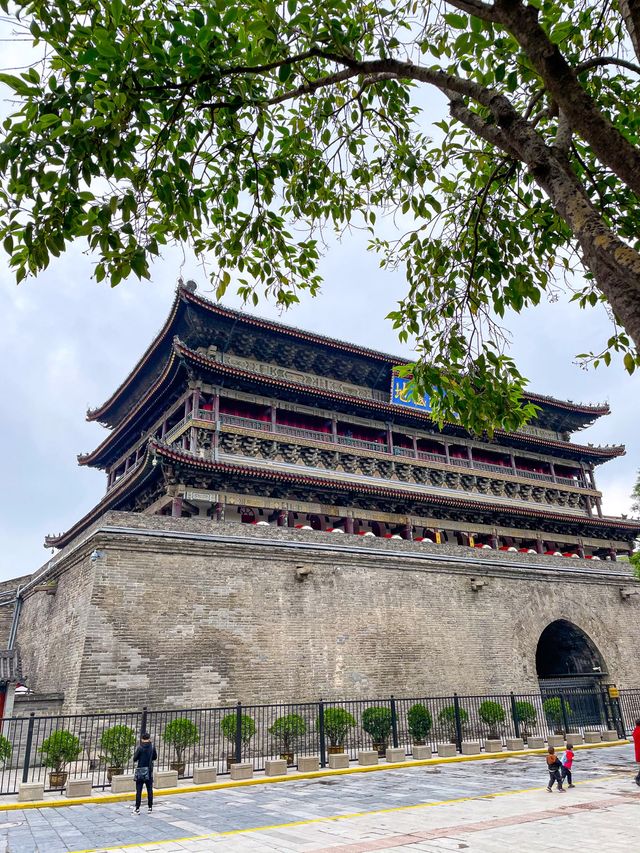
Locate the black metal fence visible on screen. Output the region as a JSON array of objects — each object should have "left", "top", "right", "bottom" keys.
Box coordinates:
[{"left": 0, "top": 685, "right": 634, "bottom": 796}]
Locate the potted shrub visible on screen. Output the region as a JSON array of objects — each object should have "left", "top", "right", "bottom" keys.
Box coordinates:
[
  {"left": 0, "top": 734, "right": 11, "bottom": 768},
  {"left": 39, "top": 730, "right": 82, "bottom": 789},
  {"left": 407, "top": 704, "right": 432, "bottom": 746},
  {"left": 99, "top": 724, "right": 136, "bottom": 782},
  {"left": 361, "top": 706, "right": 392, "bottom": 756},
  {"left": 514, "top": 700, "right": 538, "bottom": 741},
  {"left": 162, "top": 718, "right": 199, "bottom": 777},
  {"left": 438, "top": 705, "right": 469, "bottom": 744},
  {"left": 221, "top": 713, "right": 256, "bottom": 769},
  {"left": 478, "top": 701, "right": 506, "bottom": 741},
  {"left": 543, "top": 697, "right": 571, "bottom": 735},
  {"left": 268, "top": 714, "right": 307, "bottom": 766},
  {"left": 321, "top": 707, "right": 356, "bottom": 754}
]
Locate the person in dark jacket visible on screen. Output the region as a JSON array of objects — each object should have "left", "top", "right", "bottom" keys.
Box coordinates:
[
  {"left": 546, "top": 747, "right": 565, "bottom": 792},
  {"left": 133, "top": 732, "right": 157, "bottom": 814}
]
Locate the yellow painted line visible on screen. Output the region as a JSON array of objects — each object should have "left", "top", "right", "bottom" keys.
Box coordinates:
[
  {"left": 68, "top": 772, "right": 626, "bottom": 853},
  {"left": 1, "top": 739, "right": 628, "bottom": 812}
]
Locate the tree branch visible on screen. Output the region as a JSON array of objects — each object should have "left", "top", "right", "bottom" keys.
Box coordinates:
[
  {"left": 576, "top": 55, "right": 640, "bottom": 75},
  {"left": 553, "top": 109, "right": 572, "bottom": 155},
  {"left": 445, "top": 91, "right": 521, "bottom": 160},
  {"left": 444, "top": 0, "right": 497, "bottom": 20},
  {"left": 201, "top": 67, "right": 359, "bottom": 110},
  {"left": 494, "top": 0, "right": 640, "bottom": 198}
]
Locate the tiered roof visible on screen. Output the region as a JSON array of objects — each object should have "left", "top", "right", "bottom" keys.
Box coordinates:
[
  {"left": 46, "top": 283, "right": 635, "bottom": 552},
  {"left": 87, "top": 285, "right": 610, "bottom": 433}
]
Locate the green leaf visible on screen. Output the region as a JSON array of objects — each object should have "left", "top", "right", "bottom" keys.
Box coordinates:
[
  {"left": 443, "top": 13, "right": 468, "bottom": 29},
  {"left": 111, "top": 0, "right": 123, "bottom": 26},
  {"left": 38, "top": 113, "right": 60, "bottom": 129},
  {"left": 0, "top": 73, "right": 33, "bottom": 96}
]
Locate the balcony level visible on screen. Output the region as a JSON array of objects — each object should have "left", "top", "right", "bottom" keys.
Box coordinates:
[{"left": 105, "top": 395, "right": 601, "bottom": 510}]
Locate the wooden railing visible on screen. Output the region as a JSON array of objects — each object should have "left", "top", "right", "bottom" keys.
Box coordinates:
[{"left": 211, "top": 414, "right": 589, "bottom": 489}]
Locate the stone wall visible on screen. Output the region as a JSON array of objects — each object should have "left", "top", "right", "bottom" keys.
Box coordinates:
[
  {"left": 0, "top": 574, "right": 28, "bottom": 649},
  {"left": 13, "top": 512, "right": 640, "bottom": 713},
  {"left": 17, "top": 551, "right": 95, "bottom": 708}
]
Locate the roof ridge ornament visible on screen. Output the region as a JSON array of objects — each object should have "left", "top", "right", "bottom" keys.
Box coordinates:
[{"left": 178, "top": 276, "right": 197, "bottom": 293}]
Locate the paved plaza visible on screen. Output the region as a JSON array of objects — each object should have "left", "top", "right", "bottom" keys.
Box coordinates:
[{"left": 0, "top": 745, "right": 638, "bottom": 852}]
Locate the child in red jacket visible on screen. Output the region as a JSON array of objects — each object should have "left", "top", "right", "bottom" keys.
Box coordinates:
[
  {"left": 561, "top": 743, "right": 575, "bottom": 788},
  {"left": 633, "top": 719, "right": 640, "bottom": 786}
]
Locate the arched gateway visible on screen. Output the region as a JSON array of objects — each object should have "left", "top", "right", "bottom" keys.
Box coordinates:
[{"left": 536, "top": 619, "right": 607, "bottom": 690}]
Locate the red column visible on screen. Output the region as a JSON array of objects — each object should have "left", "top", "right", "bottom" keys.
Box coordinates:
[
  {"left": 171, "top": 497, "right": 183, "bottom": 518},
  {"left": 344, "top": 517, "right": 354, "bottom": 534}
]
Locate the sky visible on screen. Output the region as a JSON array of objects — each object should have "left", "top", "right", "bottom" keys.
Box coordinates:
[{"left": 1, "top": 21, "right": 639, "bottom": 581}]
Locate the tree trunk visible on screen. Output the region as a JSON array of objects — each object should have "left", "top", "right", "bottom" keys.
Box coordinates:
[{"left": 619, "top": 0, "right": 640, "bottom": 63}]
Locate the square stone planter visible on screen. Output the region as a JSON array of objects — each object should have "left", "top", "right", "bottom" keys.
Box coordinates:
[
  {"left": 65, "top": 778, "right": 92, "bottom": 798},
  {"left": 193, "top": 766, "right": 217, "bottom": 784},
  {"left": 297, "top": 756, "right": 320, "bottom": 773},
  {"left": 461, "top": 742, "right": 480, "bottom": 755},
  {"left": 436, "top": 743, "right": 457, "bottom": 757},
  {"left": 412, "top": 745, "right": 432, "bottom": 760},
  {"left": 385, "top": 748, "right": 406, "bottom": 763},
  {"left": 584, "top": 731, "right": 602, "bottom": 744},
  {"left": 230, "top": 762, "right": 253, "bottom": 780},
  {"left": 154, "top": 770, "right": 178, "bottom": 789},
  {"left": 565, "top": 733, "right": 583, "bottom": 746},
  {"left": 18, "top": 782, "right": 44, "bottom": 802},
  {"left": 526, "top": 737, "right": 545, "bottom": 749},
  {"left": 328, "top": 753, "right": 350, "bottom": 769},
  {"left": 547, "top": 735, "right": 565, "bottom": 748},
  {"left": 602, "top": 730, "right": 619, "bottom": 742},
  {"left": 265, "top": 759, "right": 288, "bottom": 777},
  {"left": 111, "top": 774, "right": 135, "bottom": 794},
  {"left": 484, "top": 739, "right": 503, "bottom": 753},
  {"left": 358, "top": 750, "right": 379, "bottom": 766},
  {"left": 505, "top": 738, "right": 524, "bottom": 751}
]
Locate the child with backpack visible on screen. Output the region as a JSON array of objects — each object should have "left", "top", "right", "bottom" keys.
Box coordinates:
[{"left": 546, "top": 746, "right": 565, "bottom": 792}]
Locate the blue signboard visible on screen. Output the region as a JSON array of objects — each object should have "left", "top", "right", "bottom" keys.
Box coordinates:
[{"left": 391, "top": 375, "right": 432, "bottom": 413}]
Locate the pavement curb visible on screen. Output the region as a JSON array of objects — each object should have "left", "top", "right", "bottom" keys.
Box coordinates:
[{"left": 1, "top": 739, "right": 629, "bottom": 811}]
